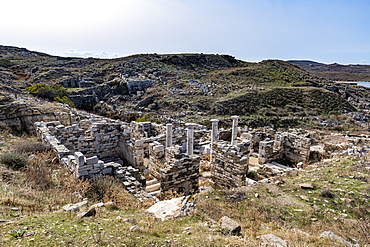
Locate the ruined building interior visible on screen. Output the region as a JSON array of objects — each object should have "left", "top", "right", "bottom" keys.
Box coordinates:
[{"left": 35, "top": 110, "right": 365, "bottom": 199}]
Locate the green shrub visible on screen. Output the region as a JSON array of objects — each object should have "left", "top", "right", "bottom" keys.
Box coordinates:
[
  {"left": 26, "top": 84, "right": 68, "bottom": 101},
  {"left": 54, "top": 96, "right": 75, "bottom": 107},
  {"left": 9, "top": 229, "right": 26, "bottom": 238},
  {"left": 0, "top": 153, "right": 28, "bottom": 170},
  {"left": 135, "top": 116, "right": 150, "bottom": 122},
  {"left": 0, "top": 59, "right": 14, "bottom": 68}
]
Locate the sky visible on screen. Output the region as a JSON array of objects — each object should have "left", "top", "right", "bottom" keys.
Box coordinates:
[{"left": 2, "top": 0, "right": 370, "bottom": 64}]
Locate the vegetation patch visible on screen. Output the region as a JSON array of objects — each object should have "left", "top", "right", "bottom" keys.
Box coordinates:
[{"left": 0, "top": 153, "right": 28, "bottom": 170}]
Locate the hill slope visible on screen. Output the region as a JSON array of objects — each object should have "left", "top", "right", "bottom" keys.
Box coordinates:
[
  {"left": 289, "top": 60, "right": 370, "bottom": 82},
  {"left": 0, "top": 45, "right": 367, "bottom": 129}
]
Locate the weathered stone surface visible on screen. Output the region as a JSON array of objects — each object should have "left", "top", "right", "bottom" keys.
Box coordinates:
[
  {"left": 62, "top": 204, "right": 80, "bottom": 212},
  {"left": 320, "top": 231, "right": 358, "bottom": 247},
  {"left": 146, "top": 196, "right": 196, "bottom": 221},
  {"left": 219, "top": 216, "right": 241, "bottom": 233},
  {"left": 77, "top": 207, "right": 96, "bottom": 218},
  {"left": 300, "top": 183, "right": 314, "bottom": 189},
  {"left": 259, "top": 234, "right": 288, "bottom": 247}
]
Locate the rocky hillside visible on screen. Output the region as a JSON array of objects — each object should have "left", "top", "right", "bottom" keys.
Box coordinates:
[
  {"left": 1, "top": 45, "right": 369, "bottom": 129},
  {"left": 289, "top": 60, "right": 370, "bottom": 82}
]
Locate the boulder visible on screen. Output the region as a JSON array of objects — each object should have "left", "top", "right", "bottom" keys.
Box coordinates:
[
  {"left": 77, "top": 207, "right": 96, "bottom": 218},
  {"left": 299, "top": 183, "right": 314, "bottom": 189},
  {"left": 146, "top": 195, "right": 196, "bottom": 221},
  {"left": 320, "top": 231, "right": 358, "bottom": 247},
  {"left": 62, "top": 204, "right": 80, "bottom": 212},
  {"left": 259, "top": 234, "right": 288, "bottom": 247},
  {"left": 219, "top": 216, "right": 241, "bottom": 233}
]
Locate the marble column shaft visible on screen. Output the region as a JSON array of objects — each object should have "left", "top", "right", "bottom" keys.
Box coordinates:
[
  {"left": 166, "top": 123, "right": 173, "bottom": 148},
  {"left": 231, "top": 116, "right": 239, "bottom": 146},
  {"left": 186, "top": 123, "right": 195, "bottom": 156}
]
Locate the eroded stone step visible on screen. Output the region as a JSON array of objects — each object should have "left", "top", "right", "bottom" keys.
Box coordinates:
[
  {"left": 146, "top": 183, "right": 161, "bottom": 193},
  {"left": 146, "top": 178, "right": 159, "bottom": 186},
  {"left": 148, "top": 190, "right": 161, "bottom": 197}
]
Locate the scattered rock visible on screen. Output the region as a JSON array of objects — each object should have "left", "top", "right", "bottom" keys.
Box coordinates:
[
  {"left": 219, "top": 216, "right": 241, "bottom": 234},
  {"left": 123, "top": 217, "right": 137, "bottom": 224},
  {"left": 130, "top": 225, "right": 139, "bottom": 232},
  {"left": 104, "top": 201, "right": 117, "bottom": 209},
  {"left": 300, "top": 183, "right": 314, "bottom": 189},
  {"left": 90, "top": 202, "right": 104, "bottom": 209},
  {"left": 291, "top": 228, "right": 310, "bottom": 236},
  {"left": 299, "top": 195, "right": 309, "bottom": 201},
  {"left": 259, "top": 234, "right": 288, "bottom": 247},
  {"left": 77, "top": 207, "right": 96, "bottom": 218},
  {"left": 320, "top": 231, "right": 358, "bottom": 247},
  {"left": 73, "top": 198, "right": 89, "bottom": 207},
  {"left": 62, "top": 205, "right": 80, "bottom": 212}
]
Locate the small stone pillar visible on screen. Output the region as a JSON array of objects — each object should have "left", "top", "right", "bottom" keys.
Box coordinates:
[
  {"left": 166, "top": 123, "right": 173, "bottom": 148},
  {"left": 74, "top": 151, "right": 85, "bottom": 167},
  {"left": 185, "top": 123, "right": 195, "bottom": 156},
  {"left": 231, "top": 115, "right": 239, "bottom": 146},
  {"left": 210, "top": 119, "right": 219, "bottom": 162},
  {"left": 211, "top": 119, "right": 219, "bottom": 143},
  {"left": 258, "top": 139, "right": 274, "bottom": 164}
]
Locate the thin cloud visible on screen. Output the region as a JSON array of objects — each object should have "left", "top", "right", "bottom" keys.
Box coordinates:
[{"left": 49, "top": 49, "right": 119, "bottom": 58}]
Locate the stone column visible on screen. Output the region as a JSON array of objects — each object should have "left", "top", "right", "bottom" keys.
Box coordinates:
[
  {"left": 211, "top": 119, "right": 219, "bottom": 143},
  {"left": 231, "top": 115, "right": 239, "bottom": 146},
  {"left": 166, "top": 123, "right": 173, "bottom": 148},
  {"left": 185, "top": 123, "right": 195, "bottom": 156},
  {"left": 210, "top": 119, "right": 219, "bottom": 162}
]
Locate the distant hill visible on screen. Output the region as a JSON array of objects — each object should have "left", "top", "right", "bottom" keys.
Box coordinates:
[
  {"left": 287, "top": 60, "right": 325, "bottom": 66},
  {"left": 1, "top": 45, "right": 368, "bottom": 128},
  {"left": 288, "top": 60, "right": 370, "bottom": 82}
]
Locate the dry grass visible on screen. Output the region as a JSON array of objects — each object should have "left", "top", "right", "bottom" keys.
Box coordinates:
[
  {"left": 1, "top": 134, "right": 369, "bottom": 246},
  {"left": 12, "top": 140, "right": 51, "bottom": 154}
]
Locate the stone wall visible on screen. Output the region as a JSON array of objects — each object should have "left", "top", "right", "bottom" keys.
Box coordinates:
[
  {"left": 146, "top": 145, "right": 200, "bottom": 195},
  {"left": 117, "top": 121, "right": 201, "bottom": 194},
  {"left": 34, "top": 111, "right": 323, "bottom": 198},
  {"left": 211, "top": 140, "right": 250, "bottom": 188},
  {"left": 258, "top": 131, "right": 312, "bottom": 165},
  {"left": 35, "top": 121, "right": 146, "bottom": 197},
  {"left": 41, "top": 119, "right": 122, "bottom": 159}
]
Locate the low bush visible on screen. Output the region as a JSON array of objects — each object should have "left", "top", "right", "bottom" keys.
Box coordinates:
[
  {"left": 12, "top": 140, "right": 51, "bottom": 154},
  {"left": 83, "top": 175, "right": 140, "bottom": 208},
  {"left": 320, "top": 188, "right": 335, "bottom": 198},
  {"left": 54, "top": 96, "right": 75, "bottom": 107},
  {"left": 0, "top": 153, "right": 28, "bottom": 170},
  {"left": 85, "top": 175, "right": 124, "bottom": 201},
  {"left": 0, "top": 122, "right": 11, "bottom": 133},
  {"left": 26, "top": 84, "right": 68, "bottom": 101},
  {"left": 24, "top": 163, "right": 53, "bottom": 190}
]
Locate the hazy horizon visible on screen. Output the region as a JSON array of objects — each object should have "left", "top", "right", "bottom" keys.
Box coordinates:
[{"left": 2, "top": 0, "right": 370, "bottom": 65}]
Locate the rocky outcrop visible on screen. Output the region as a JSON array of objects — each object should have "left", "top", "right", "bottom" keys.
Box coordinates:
[{"left": 0, "top": 93, "right": 73, "bottom": 133}]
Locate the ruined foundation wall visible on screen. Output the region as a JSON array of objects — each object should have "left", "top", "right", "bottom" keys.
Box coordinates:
[
  {"left": 258, "top": 131, "right": 312, "bottom": 165},
  {"left": 35, "top": 121, "right": 146, "bottom": 196},
  {"left": 41, "top": 120, "right": 123, "bottom": 159},
  {"left": 211, "top": 141, "right": 250, "bottom": 188},
  {"left": 147, "top": 145, "right": 200, "bottom": 195}
]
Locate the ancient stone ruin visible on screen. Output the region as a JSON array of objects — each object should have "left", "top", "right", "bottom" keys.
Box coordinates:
[{"left": 34, "top": 109, "right": 368, "bottom": 199}]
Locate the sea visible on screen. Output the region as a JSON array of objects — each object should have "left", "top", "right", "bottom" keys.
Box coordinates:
[{"left": 335, "top": 81, "right": 370, "bottom": 88}]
